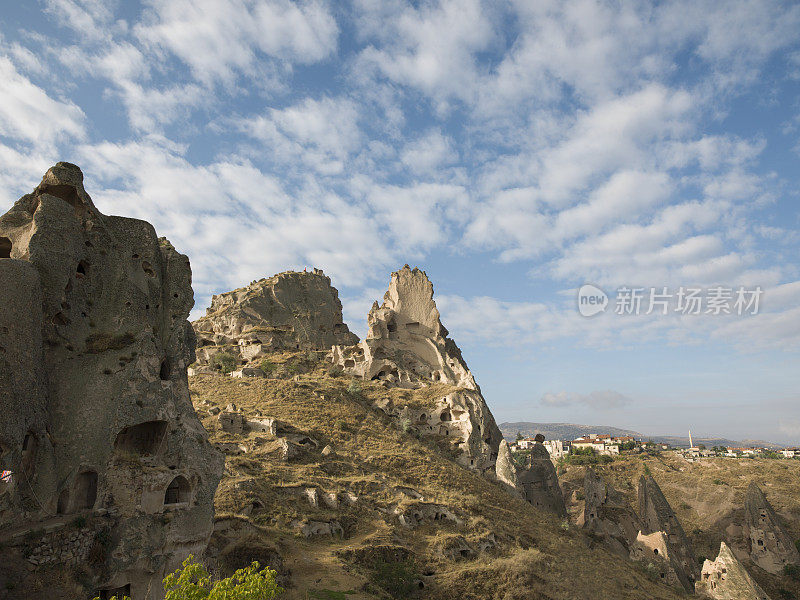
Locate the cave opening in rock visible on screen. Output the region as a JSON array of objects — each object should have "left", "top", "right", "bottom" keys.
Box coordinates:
[
  {"left": 21, "top": 432, "right": 37, "bottom": 475},
  {"left": 0, "top": 237, "right": 11, "bottom": 258},
  {"left": 56, "top": 488, "right": 70, "bottom": 514},
  {"left": 114, "top": 420, "right": 168, "bottom": 456},
  {"left": 160, "top": 358, "right": 171, "bottom": 380},
  {"left": 98, "top": 584, "right": 130, "bottom": 600},
  {"left": 164, "top": 475, "right": 191, "bottom": 506},
  {"left": 74, "top": 470, "right": 98, "bottom": 510}
]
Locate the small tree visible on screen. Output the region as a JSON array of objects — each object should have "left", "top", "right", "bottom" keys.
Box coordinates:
[
  {"left": 515, "top": 432, "right": 523, "bottom": 442},
  {"left": 161, "top": 554, "right": 282, "bottom": 599},
  {"left": 259, "top": 360, "right": 275, "bottom": 377},
  {"left": 346, "top": 380, "right": 362, "bottom": 397},
  {"left": 210, "top": 351, "right": 236, "bottom": 374}
]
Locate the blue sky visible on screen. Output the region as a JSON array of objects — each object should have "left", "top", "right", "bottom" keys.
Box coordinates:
[{"left": 2, "top": 0, "right": 800, "bottom": 443}]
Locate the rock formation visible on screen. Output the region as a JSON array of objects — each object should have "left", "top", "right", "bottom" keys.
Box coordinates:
[
  {"left": 193, "top": 269, "right": 357, "bottom": 368},
  {"left": 743, "top": 482, "right": 800, "bottom": 574},
  {"left": 495, "top": 440, "right": 566, "bottom": 517},
  {"left": 0, "top": 163, "right": 223, "bottom": 599},
  {"left": 635, "top": 475, "right": 699, "bottom": 592},
  {"left": 331, "top": 265, "right": 504, "bottom": 472},
  {"left": 696, "top": 542, "right": 771, "bottom": 600},
  {"left": 580, "top": 467, "right": 640, "bottom": 556}
]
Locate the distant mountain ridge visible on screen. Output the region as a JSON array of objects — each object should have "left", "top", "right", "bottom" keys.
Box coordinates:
[{"left": 498, "top": 422, "right": 783, "bottom": 449}]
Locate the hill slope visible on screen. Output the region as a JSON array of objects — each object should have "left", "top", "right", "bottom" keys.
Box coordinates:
[
  {"left": 189, "top": 355, "right": 687, "bottom": 600},
  {"left": 559, "top": 452, "right": 800, "bottom": 599}
]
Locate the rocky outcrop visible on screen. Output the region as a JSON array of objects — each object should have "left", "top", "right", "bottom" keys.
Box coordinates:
[
  {"left": 331, "top": 265, "right": 504, "bottom": 472},
  {"left": 495, "top": 440, "right": 566, "bottom": 517},
  {"left": 0, "top": 163, "right": 223, "bottom": 600},
  {"left": 743, "top": 482, "right": 800, "bottom": 574},
  {"left": 636, "top": 475, "right": 699, "bottom": 592},
  {"left": 696, "top": 542, "right": 771, "bottom": 600},
  {"left": 581, "top": 468, "right": 641, "bottom": 556},
  {"left": 193, "top": 269, "right": 357, "bottom": 368}
]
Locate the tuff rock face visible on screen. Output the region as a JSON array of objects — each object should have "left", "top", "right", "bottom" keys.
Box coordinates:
[
  {"left": 193, "top": 269, "right": 357, "bottom": 369},
  {"left": 696, "top": 542, "right": 771, "bottom": 600},
  {"left": 580, "top": 467, "right": 640, "bottom": 556},
  {"left": 636, "top": 475, "right": 699, "bottom": 592},
  {"left": 495, "top": 440, "right": 566, "bottom": 517},
  {"left": 0, "top": 163, "right": 223, "bottom": 599},
  {"left": 743, "top": 482, "right": 800, "bottom": 574},
  {"left": 331, "top": 265, "right": 504, "bottom": 472}
]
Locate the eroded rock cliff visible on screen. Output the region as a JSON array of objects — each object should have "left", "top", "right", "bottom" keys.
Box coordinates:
[
  {"left": 193, "top": 269, "right": 358, "bottom": 371},
  {"left": 0, "top": 163, "right": 223, "bottom": 599}
]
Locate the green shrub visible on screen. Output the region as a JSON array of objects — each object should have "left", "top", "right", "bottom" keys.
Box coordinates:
[
  {"left": 210, "top": 351, "right": 236, "bottom": 374},
  {"left": 371, "top": 558, "right": 417, "bottom": 598},
  {"left": 346, "top": 380, "right": 362, "bottom": 397},
  {"left": 308, "top": 590, "right": 357, "bottom": 600},
  {"left": 159, "top": 554, "right": 282, "bottom": 599},
  {"left": 260, "top": 360, "right": 276, "bottom": 377},
  {"left": 784, "top": 564, "right": 800, "bottom": 581}
]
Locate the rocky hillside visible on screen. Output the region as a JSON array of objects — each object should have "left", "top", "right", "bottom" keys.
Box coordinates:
[
  {"left": 189, "top": 364, "right": 686, "bottom": 600},
  {"left": 560, "top": 453, "right": 800, "bottom": 599},
  {"left": 184, "top": 266, "right": 690, "bottom": 600}
]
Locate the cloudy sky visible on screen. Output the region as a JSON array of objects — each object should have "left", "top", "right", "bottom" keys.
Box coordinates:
[{"left": 2, "top": 0, "right": 800, "bottom": 443}]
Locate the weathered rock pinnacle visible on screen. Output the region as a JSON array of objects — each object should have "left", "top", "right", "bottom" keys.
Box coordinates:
[
  {"left": 696, "top": 542, "right": 772, "bottom": 600},
  {"left": 743, "top": 482, "right": 800, "bottom": 574},
  {"left": 0, "top": 163, "right": 223, "bottom": 599},
  {"left": 331, "top": 265, "right": 504, "bottom": 472}
]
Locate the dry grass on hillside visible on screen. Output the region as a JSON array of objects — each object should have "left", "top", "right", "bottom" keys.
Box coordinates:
[
  {"left": 560, "top": 452, "right": 800, "bottom": 600},
  {"left": 190, "top": 353, "right": 688, "bottom": 600}
]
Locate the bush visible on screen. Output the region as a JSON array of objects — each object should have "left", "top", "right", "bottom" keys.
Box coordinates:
[
  {"left": 346, "top": 380, "right": 362, "bottom": 397},
  {"left": 371, "top": 558, "right": 418, "bottom": 598},
  {"left": 210, "top": 352, "right": 236, "bottom": 374},
  {"left": 785, "top": 564, "right": 800, "bottom": 581},
  {"left": 158, "top": 554, "right": 283, "bottom": 600},
  {"left": 259, "top": 360, "right": 275, "bottom": 377}
]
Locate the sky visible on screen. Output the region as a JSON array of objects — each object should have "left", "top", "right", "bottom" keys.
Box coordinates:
[{"left": 1, "top": 0, "right": 799, "bottom": 444}]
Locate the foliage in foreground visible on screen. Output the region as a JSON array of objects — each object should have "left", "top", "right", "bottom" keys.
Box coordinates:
[
  {"left": 93, "top": 555, "right": 282, "bottom": 600},
  {"left": 164, "top": 555, "right": 283, "bottom": 599}
]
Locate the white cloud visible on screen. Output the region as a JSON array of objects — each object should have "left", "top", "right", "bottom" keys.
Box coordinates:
[
  {"left": 235, "top": 96, "right": 362, "bottom": 174},
  {"left": 136, "top": 0, "right": 338, "bottom": 85},
  {"left": 0, "top": 56, "right": 86, "bottom": 147},
  {"left": 353, "top": 0, "right": 494, "bottom": 105},
  {"left": 400, "top": 129, "right": 458, "bottom": 175}
]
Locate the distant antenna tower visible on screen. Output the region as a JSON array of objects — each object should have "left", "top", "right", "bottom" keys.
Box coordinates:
[{"left": 689, "top": 430, "right": 694, "bottom": 448}]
